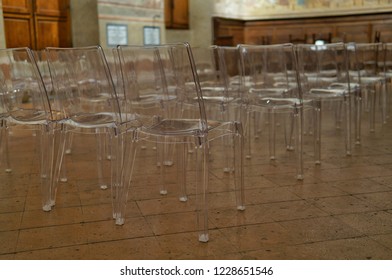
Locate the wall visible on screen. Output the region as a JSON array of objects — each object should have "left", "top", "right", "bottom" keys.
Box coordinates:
[
  {"left": 71, "top": 0, "right": 99, "bottom": 47},
  {"left": 96, "top": 0, "right": 165, "bottom": 48},
  {"left": 165, "top": 0, "right": 215, "bottom": 47},
  {"left": 214, "top": 0, "right": 392, "bottom": 20},
  {"left": 0, "top": 0, "right": 5, "bottom": 48}
]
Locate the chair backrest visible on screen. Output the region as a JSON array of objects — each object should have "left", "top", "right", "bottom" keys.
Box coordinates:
[
  {"left": 384, "top": 42, "right": 392, "bottom": 77},
  {"left": 350, "top": 42, "right": 385, "bottom": 78},
  {"left": 295, "top": 42, "right": 351, "bottom": 94},
  {"left": 115, "top": 42, "right": 208, "bottom": 132},
  {"left": 0, "top": 47, "right": 52, "bottom": 123},
  {"left": 214, "top": 45, "right": 243, "bottom": 104},
  {"left": 45, "top": 45, "right": 121, "bottom": 123},
  {"left": 238, "top": 43, "right": 302, "bottom": 104},
  {"left": 191, "top": 45, "right": 242, "bottom": 120}
]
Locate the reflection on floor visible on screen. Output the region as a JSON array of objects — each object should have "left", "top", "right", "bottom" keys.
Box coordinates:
[{"left": 1, "top": 106, "right": 392, "bottom": 260}]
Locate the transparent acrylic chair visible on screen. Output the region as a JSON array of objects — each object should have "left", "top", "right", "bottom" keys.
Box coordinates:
[
  {"left": 347, "top": 42, "right": 387, "bottom": 134},
  {"left": 45, "top": 45, "right": 130, "bottom": 212},
  {"left": 296, "top": 42, "right": 353, "bottom": 164},
  {"left": 0, "top": 47, "right": 61, "bottom": 211},
  {"left": 114, "top": 42, "right": 245, "bottom": 242},
  {"left": 237, "top": 43, "right": 304, "bottom": 180},
  {"left": 192, "top": 45, "right": 242, "bottom": 172}
]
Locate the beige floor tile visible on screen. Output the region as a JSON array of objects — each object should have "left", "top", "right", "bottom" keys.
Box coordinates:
[
  {"left": 16, "top": 223, "right": 88, "bottom": 252},
  {"left": 245, "top": 186, "right": 302, "bottom": 204},
  {"left": 84, "top": 218, "right": 154, "bottom": 243},
  {"left": 0, "top": 212, "right": 23, "bottom": 231},
  {"left": 87, "top": 237, "right": 163, "bottom": 259},
  {"left": 220, "top": 223, "right": 299, "bottom": 252},
  {"left": 146, "top": 211, "right": 200, "bottom": 236},
  {"left": 308, "top": 195, "right": 380, "bottom": 215},
  {"left": 369, "top": 233, "right": 392, "bottom": 250},
  {"left": 278, "top": 216, "right": 363, "bottom": 244},
  {"left": 289, "top": 182, "right": 347, "bottom": 199},
  {"left": 14, "top": 244, "right": 90, "bottom": 260},
  {"left": 354, "top": 191, "right": 392, "bottom": 209},
  {"left": 21, "top": 207, "right": 84, "bottom": 229},
  {"left": 285, "top": 237, "right": 392, "bottom": 259},
  {"left": 335, "top": 211, "right": 392, "bottom": 236},
  {"left": 0, "top": 231, "right": 18, "bottom": 255},
  {"left": 0, "top": 196, "right": 26, "bottom": 213},
  {"left": 155, "top": 230, "right": 238, "bottom": 259}
]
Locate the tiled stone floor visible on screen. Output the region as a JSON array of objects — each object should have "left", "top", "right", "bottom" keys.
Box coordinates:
[{"left": 1, "top": 107, "right": 392, "bottom": 260}]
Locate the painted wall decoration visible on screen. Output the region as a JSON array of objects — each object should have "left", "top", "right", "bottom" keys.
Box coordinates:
[{"left": 213, "top": 0, "right": 392, "bottom": 19}]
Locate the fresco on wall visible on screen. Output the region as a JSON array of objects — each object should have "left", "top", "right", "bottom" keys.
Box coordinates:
[{"left": 214, "top": 0, "right": 392, "bottom": 19}]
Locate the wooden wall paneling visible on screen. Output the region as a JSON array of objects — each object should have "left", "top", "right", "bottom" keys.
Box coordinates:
[
  {"left": 35, "top": 0, "right": 69, "bottom": 17},
  {"left": 35, "top": 16, "right": 71, "bottom": 49},
  {"left": 305, "top": 24, "right": 334, "bottom": 43},
  {"left": 336, "top": 23, "right": 371, "bottom": 43},
  {"left": 165, "top": 0, "right": 189, "bottom": 29},
  {"left": 213, "top": 13, "right": 392, "bottom": 46},
  {"left": 245, "top": 23, "right": 273, "bottom": 44},
  {"left": 2, "top": 0, "right": 32, "bottom": 14},
  {"left": 3, "top": 0, "right": 71, "bottom": 49},
  {"left": 213, "top": 17, "right": 244, "bottom": 45},
  {"left": 372, "top": 20, "right": 392, "bottom": 43},
  {"left": 3, "top": 14, "right": 35, "bottom": 48}
]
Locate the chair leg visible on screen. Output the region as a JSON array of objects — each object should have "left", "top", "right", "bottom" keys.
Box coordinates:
[
  {"left": 233, "top": 122, "right": 245, "bottom": 210},
  {"left": 295, "top": 106, "right": 304, "bottom": 180},
  {"left": 314, "top": 100, "right": 322, "bottom": 165},
  {"left": 1, "top": 124, "right": 12, "bottom": 173},
  {"left": 344, "top": 95, "right": 352, "bottom": 156},
  {"left": 113, "top": 131, "right": 137, "bottom": 225},
  {"left": 40, "top": 123, "right": 66, "bottom": 211},
  {"left": 268, "top": 108, "right": 276, "bottom": 160},
  {"left": 284, "top": 111, "right": 295, "bottom": 151},
  {"left": 158, "top": 139, "right": 168, "bottom": 195},
  {"left": 244, "top": 108, "right": 252, "bottom": 159},
  {"left": 177, "top": 141, "right": 188, "bottom": 202},
  {"left": 96, "top": 130, "right": 108, "bottom": 190},
  {"left": 369, "top": 85, "right": 377, "bottom": 133},
  {"left": 354, "top": 88, "right": 362, "bottom": 145},
  {"left": 380, "top": 81, "right": 388, "bottom": 125},
  {"left": 195, "top": 136, "right": 209, "bottom": 242}
]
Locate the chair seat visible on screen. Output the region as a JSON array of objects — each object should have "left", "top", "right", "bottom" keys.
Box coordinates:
[
  {"left": 66, "top": 112, "right": 117, "bottom": 128},
  {"left": 8, "top": 109, "right": 49, "bottom": 125},
  {"left": 307, "top": 87, "right": 349, "bottom": 99},
  {"left": 142, "top": 118, "right": 221, "bottom": 136},
  {"left": 252, "top": 97, "right": 302, "bottom": 108}
]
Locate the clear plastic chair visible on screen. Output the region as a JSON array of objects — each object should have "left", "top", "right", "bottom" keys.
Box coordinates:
[
  {"left": 44, "top": 45, "right": 129, "bottom": 212},
  {"left": 237, "top": 43, "right": 304, "bottom": 180},
  {"left": 192, "top": 45, "right": 242, "bottom": 172},
  {"left": 114, "top": 42, "right": 245, "bottom": 242},
  {"left": 347, "top": 42, "right": 387, "bottom": 134},
  {"left": 296, "top": 42, "right": 353, "bottom": 164},
  {"left": 0, "top": 47, "right": 60, "bottom": 211}
]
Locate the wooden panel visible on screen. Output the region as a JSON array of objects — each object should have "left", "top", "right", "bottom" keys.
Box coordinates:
[
  {"left": 2, "top": 0, "right": 32, "bottom": 14},
  {"left": 165, "top": 0, "right": 189, "bottom": 29},
  {"left": 372, "top": 20, "right": 392, "bottom": 43},
  {"left": 245, "top": 26, "right": 274, "bottom": 44},
  {"left": 35, "top": 17, "right": 71, "bottom": 49},
  {"left": 35, "top": 0, "right": 69, "bottom": 17},
  {"left": 4, "top": 16, "right": 35, "bottom": 48},
  {"left": 3, "top": 0, "right": 71, "bottom": 49},
  {"left": 336, "top": 23, "right": 370, "bottom": 43},
  {"left": 213, "top": 13, "right": 392, "bottom": 46}
]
